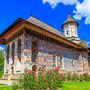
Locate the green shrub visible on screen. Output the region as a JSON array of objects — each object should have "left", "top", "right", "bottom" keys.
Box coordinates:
[
  {"left": 61, "top": 72, "right": 90, "bottom": 82},
  {"left": 13, "top": 67, "right": 63, "bottom": 90},
  {"left": 37, "top": 69, "right": 63, "bottom": 90}
]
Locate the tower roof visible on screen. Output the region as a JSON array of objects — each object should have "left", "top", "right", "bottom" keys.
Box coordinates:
[{"left": 62, "top": 13, "right": 79, "bottom": 29}]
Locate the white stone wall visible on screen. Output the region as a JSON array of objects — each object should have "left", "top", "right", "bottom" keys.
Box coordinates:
[{"left": 4, "top": 32, "right": 25, "bottom": 75}]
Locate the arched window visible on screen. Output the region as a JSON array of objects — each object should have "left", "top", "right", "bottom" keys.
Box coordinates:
[
  {"left": 7, "top": 45, "right": 10, "bottom": 64},
  {"left": 60, "top": 55, "right": 64, "bottom": 69},
  {"left": 17, "top": 39, "right": 21, "bottom": 62},
  {"left": 31, "top": 40, "right": 38, "bottom": 62},
  {"left": 12, "top": 43, "right": 15, "bottom": 63},
  {"left": 66, "top": 31, "right": 69, "bottom": 35},
  {"left": 53, "top": 54, "right": 56, "bottom": 67}
]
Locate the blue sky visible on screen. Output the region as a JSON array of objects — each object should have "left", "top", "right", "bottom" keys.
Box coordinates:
[{"left": 0, "top": 0, "right": 90, "bottom": 49}]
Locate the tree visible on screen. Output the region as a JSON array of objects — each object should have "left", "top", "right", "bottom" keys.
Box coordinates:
[{"left": 0, "top": 50, "right": 4, "bottom": 78}]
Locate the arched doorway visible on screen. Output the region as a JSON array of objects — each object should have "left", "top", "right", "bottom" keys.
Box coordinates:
[
  {"left": 11, "top": 66, "right": 14, "bottom": 74},
  {"left": 32, "top": 65, "right": 37, "bottom": 72}
]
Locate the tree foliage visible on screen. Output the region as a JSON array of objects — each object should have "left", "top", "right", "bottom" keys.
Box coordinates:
[{"left": 0, "top": 50, "right": 4, "bottom": 77}]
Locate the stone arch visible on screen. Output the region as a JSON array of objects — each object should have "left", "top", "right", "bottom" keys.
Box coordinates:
[
  {"left": 17, "top": 39, "right": 21, "bottom": 62},
  {"left": 11, "top": 42, "right": 15, "bottom": 63}
]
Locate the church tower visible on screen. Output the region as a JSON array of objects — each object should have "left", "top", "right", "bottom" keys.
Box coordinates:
[{"left": 62, "top": 13, "right": 80, "bottom": 43}]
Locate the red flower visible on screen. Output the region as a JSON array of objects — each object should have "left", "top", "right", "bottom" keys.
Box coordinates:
[
  {"left": 57, "top": 66, "right": 60, "bottom": 68},
  {"left": 44, "top": 80, "right": 47, "bottom": 82},
  {"left": 42, "top": 64, "right": 46, "bottom": 68},
  {"left": 28, "top": 70, "right": 36, "bottom": 78},
  {"left": 83, "top": 72, "right": 88, "bottom": 75},
  {"left": 53, "top": 66, "right": 60, "bottom": 72}
]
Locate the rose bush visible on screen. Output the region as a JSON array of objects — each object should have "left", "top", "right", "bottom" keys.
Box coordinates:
[{"left": 13, "top": 66, "right": 63, "bottom": 90}]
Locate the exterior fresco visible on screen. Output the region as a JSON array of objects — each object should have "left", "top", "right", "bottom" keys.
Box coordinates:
[
  {"left": 23, "top": 33, "right": 89, "bottom": 72},
  {"left": 1, "top": 14, "right": 89, "bottom": 81},
  {"left": 3, "top": 32, "right": 89, "bottom": 79}
]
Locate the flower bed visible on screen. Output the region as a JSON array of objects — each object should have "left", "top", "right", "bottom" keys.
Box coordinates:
[{"left": 13, "top": 66, "right": 63, "bottom": 90}]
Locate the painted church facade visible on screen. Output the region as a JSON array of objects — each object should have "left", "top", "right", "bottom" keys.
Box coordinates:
[{"left": 0, "top": 14, "right": 89, "bottom": 79}]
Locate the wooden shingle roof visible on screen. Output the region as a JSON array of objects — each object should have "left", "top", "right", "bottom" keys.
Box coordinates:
[{"left": 27, "top": 16, "right": 66, "bottom": 39}]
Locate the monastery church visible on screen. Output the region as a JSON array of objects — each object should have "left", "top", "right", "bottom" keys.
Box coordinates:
[{"left": 0, "top": 13, "right": 90, "bottom": 79}]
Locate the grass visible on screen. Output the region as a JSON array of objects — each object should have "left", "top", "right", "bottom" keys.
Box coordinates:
[
  {"left": 62, "top": 81, "right": 90, "bottom": 90},
  {"left": 0, "top": 84, "right": 12, "bottom": 90},
  {"left": 0, "top": 82, "right": 90, "bottom": 90}
]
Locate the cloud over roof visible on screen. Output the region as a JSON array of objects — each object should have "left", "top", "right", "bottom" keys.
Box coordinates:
[
  {"left": 42, "top": 0, "right": 90, "bottom": 25},
  {"left": 73, "top": 0, "right": 90, "bottom": 24}
]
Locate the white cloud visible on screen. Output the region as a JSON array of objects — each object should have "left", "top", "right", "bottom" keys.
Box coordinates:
[
  {"left": 42, "top": 0, "right": 78, "bottom": 8},
  {"left": 0, "top": 46, "right": 4, "bottom": 51},
  {"left": 73, "top": 0, "right": 90, "bottom": 24},
  {"left": 87, "top": 41, "right": 90, "bottom": 44},
  {"left": 42, "top": 0, "right": 90, "bottom": 25}
]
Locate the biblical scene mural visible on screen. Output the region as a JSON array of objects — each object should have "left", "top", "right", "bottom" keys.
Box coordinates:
[{"left": 23, "top": 33, "right": 88, "bottom": 72}]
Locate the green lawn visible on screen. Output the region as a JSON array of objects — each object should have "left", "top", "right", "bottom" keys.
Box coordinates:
[
  {"left": 0, "top": 84, "right": 12, "bottom": 90},
  {"left": 62, "top": 82, "right": 90, "bottom": 90},
  {"left": 0, "top": 82, "right": 90, "bottom": 90}
]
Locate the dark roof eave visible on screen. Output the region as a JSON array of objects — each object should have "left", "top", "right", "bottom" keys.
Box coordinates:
[{"left": 0, "top": 18, "right": 24, "bottom": 37}]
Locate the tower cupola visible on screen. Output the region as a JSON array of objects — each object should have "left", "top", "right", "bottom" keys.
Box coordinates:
[{"left": 62, "top": 13, "right": 80, "bottom": 43}]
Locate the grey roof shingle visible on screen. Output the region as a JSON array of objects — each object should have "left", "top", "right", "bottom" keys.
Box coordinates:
[
  {"left": 27, "top": 16, "right": 66, "bottom": 39},
  {"left": 27, "top": 15, "right": 89, "bottom": 48}
]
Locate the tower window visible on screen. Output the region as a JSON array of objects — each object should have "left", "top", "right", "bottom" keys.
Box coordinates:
[
  {"left": 66, "top": 31, "right": 68, "bottom": 35},
  {"left": 75, "top": 30, "right": 76, "bottom": 34}
]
